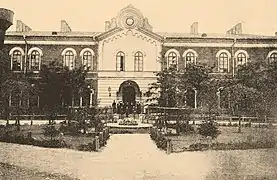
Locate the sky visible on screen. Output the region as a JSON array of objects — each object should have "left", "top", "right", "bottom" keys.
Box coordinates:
[{"left": 1, "top": 0, "right": 277, "bottom": 35}]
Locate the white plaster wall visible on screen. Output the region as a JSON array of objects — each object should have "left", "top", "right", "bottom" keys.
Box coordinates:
[{"left": 98, "top": 29, "right": 161, "bottom": 72}]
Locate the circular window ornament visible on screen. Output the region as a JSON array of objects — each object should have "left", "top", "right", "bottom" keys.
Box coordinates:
[{"left": 126, "top": 17, "right": 134, "bottom": 26}]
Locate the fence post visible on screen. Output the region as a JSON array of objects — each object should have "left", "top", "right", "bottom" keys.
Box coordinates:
[
  {"left": 27, "top": 131, "right": 32, "bottom": 139},
  {"left": 166, "top": 138, "right": 172, "bottom": 154},
  {"left": 99, "top": 132, "right": 104, "bottom": 146},
  {"left": 95, "top": 136, "right": 100, "bottom": 152}
]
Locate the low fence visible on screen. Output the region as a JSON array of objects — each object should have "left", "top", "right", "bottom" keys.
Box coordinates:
[
  {"left": 143, "top": 114, "right": 277, "bottom": 126},
  {"left": 78, "top": 127, "right": 110, "bottom": 152}
]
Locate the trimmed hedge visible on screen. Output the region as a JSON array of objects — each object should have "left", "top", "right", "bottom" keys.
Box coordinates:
[
  {"left": 77, "top": 142, "right": 96, "bottom": 151},
  {"left": 150, "top": 128, "right": 167, "bottom": 150},
  {"left": 0, "top": 133, "right": 67, "bottom": 148}
]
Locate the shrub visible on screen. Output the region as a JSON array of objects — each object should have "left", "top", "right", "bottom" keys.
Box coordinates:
[
  {"left": 189, "top": 143, "right": 209, "bottom": 151},
  {"left": 58, "top": 123, "right": 80, "bottom": 136},
  {"left": 150, "top": 128, "right": 167, "bottom": 150},
  {"left": 179, "top": 123, "right": 194, "bottom": 134},
  {"left": 43, "top": 125, "right": 60, "bottom": 140},
  {"left": 198, "top": 120, "right": 220, "bottom": 139},
  {"left": 77, "top": 142, "right": 96, "bottom": 151},
  {"left": 33, "top": 139, "right": 67, "bottom": 148}
]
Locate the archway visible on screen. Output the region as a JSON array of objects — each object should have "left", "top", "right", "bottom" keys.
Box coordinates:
[
  {"left": 117, "top": 80, "right": 142, "bottom": 115},
  {"left": 117, "top": 80, "right": 141, "bottom": 99},
  {"left": 123, "top": 86, "right": 136, "bottom": 106}
]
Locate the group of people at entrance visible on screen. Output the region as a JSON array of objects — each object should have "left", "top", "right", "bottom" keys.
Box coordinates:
[{"left": 112, "top": 100, "right": 142, "bottom": 116}]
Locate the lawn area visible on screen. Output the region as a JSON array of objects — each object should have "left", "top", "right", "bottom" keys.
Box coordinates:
[
  {"left": 168, "top": 127, "right": 277, "bottom": 152},
  {"left": 0, "top": 124, "right": 100, "bottom": 151},
  {"left": 0, "top": 162, "right": 78, "bottom": 180}
]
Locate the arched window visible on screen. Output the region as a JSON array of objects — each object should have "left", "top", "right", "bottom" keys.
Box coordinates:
[
  {"left": 269, "top": 52, "right": 277, "bottom": 62},
  {"left": 29, "top": 50, "right": 40, "bottom": 71},
  {"left": 183, "top": 49, "right": 198, "bottom": 67},
  {"left": 64, "top": 51, "right": 75, "bottom": 70},
  {"left": 80, "top": 48, "right": 94, "bottom": 71},
  {"left": 82, "top": 51, "right": 93, "bottom": 70},
  {"left": 167, "top": 52, "right": 178, "bottom": 68},
  {"left": 27, "top": 47, "right": 43, "bottom": 71},
  {"left": 235, "top": 50, "right": 249, "bottom": 67},
  {"left": 218, "top": 52, "right": 229, "bottom": 73},
  {"left": 11, "top": 50, "right": 23, "bottom": 71},
  {"left": 134, "top": 51, "right": 143, "bottom": 71},
  {"left": 186, "top": 52, "right": 196, "bottom": 65},
  {"left": 237, "top": 52, "right": 247, "bottom": 66},
  {"left": 116, "top": 52, "right": 125, "bottom": 71}
]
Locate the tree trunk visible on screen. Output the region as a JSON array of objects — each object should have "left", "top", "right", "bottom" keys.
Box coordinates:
[{"left": 238, "top": 116, "right": 242, "bottom": 133}]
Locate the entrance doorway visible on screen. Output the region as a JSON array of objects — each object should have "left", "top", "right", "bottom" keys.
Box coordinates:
[
  {"left": 117, "top": 80, "right": 142, "bottom": 116},
  {"left": 123, "top": 86, "right": 136, "bottom": 106}
]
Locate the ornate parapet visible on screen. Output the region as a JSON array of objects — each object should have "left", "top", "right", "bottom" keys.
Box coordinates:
[{"left": 0, "top": 8, "right": 14, "bottom": 49}]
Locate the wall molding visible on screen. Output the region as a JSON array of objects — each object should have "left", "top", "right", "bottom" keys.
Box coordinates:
[
  {"left": 5, "top": 40, "right": 97, "bottom": 45},
  {"left": 163, "top": 42, "right": 277, "bottom": 48}
]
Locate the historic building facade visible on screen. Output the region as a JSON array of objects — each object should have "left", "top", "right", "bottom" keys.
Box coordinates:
[{"left": 2, "top": 5, "right": 277, "bottom": 113}]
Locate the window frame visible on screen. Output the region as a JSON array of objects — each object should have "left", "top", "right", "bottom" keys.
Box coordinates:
[
  {"left": 64, "top": 50, "right": 75, "bottom": 70},
  {"left": 82, "top": 51, "right": 93, "bottom": 71},
  {"left": 116, "top": 51, "right": 125, "bottom": 71},
  {"left": 134, "top": 51, "right": 143, "bottom": 72},
  {"left": 218, "top": 52, "right": 229, "bottom": 73},
  {"left": 29, "top": 50, "right": 41, "bottom": 71},
  {"left": 167, "top": 52, "right": 178, "bottom": 69},
  {"left": 11, "top": 50, "right": 23, "bottom": 71},
  {"left": 269, "top": 52, "right": 277, "bottom": 62}
]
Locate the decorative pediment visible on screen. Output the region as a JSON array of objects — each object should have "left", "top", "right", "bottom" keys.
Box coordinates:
[
  {"left": 100, "top": 29, "right": 163, "bottom": 46},
  {"left": 98, "top": 28, "right": 164, "bottom": 43},
  {"left": 104, "top": 4, "right": 153, "bottom": 32}
]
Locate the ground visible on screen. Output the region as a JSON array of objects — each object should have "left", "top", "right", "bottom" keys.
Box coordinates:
[
  {"left": 0, "top": 162, "right": 78, "bottom": 180},
  {"left": 0, "top": 134, "right": 276, "bottom": 180},
  {"left": 0, "top": 124, "right": 96, "bottom": 150},
  {"left": 169, "top": 126, "right": 277, "bottom": 152}
]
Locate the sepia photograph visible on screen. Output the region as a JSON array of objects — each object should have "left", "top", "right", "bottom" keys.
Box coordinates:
[{"left": 0, "top": 0, "right": 277, "bottom": 179}]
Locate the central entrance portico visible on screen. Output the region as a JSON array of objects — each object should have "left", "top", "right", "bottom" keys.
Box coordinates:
[
  {"left": 96, "top": 5, "right": 162, "bottom": 107},
  {"left": 117, "top": 80, "right": 141, "bottom": 115}
]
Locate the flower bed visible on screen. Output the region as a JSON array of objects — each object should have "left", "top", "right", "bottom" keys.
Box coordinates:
[{"left": 118, "top": 119, "right": 138, "bottom": 126}]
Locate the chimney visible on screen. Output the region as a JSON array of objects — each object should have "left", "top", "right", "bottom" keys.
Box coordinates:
[
  {"left": 60, "top": 20, "right": 72, "bottom": 33},
  {"left": 190, "top": 22, "right": 198, "bottom": 35},
  {"left": 110, "top": 18, "right": 117, "bottom": 29},
  {"left": 226, "top": 23, "right": 242, "bottom": 35},
  {"left": 105, "top": 21, "right": 110, "bottom": 31},
  {"left": 16, "top": 20, "right": 32, "bottom": 32}
]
